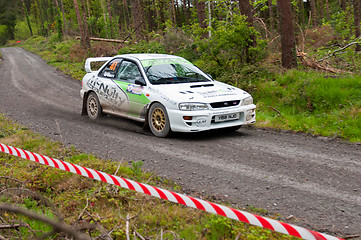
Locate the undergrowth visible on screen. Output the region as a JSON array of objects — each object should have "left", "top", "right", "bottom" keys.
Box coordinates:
[{"left": 0, "top": 114, "right": 296, "bottom": 239}]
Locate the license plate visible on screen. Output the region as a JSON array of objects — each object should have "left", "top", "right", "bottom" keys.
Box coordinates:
[{"left": 215, "top": 113, "right": 240, "bottom": 122}]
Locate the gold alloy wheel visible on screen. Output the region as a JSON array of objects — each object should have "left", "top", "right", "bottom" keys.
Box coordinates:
[
  {"left": 151, "top": 108, "right": 166, "bottom": 132},
  {"left": 88, "top": 97, "right": 98, "bottom": 117}
]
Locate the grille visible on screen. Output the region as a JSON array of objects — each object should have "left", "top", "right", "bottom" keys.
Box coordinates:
[{"left": 210, "top": 100, "right": 240, "bottom": 109}]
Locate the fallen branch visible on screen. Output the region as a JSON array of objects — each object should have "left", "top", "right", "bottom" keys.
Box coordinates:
[
  {"left": 267, "top": 106, "right": 281, "bottom": 116},
  {"left": 0, "top": 188, "right": 63, "bottom": 220},
  {"left": 344, "top": 235, "right": 360, "bottom": 239},
  {"left": 0, "top": 224, "right": 20, "bottom": 229},
  {"left": 0, "top": 203, "right": 90, "bottom": 240},
  {"left": 134, "top": 229, "right": 146, "bottom": 240},
  {"left": 297, "top": 51, "right": 348, "bottom": 74},
  {"left": 318, "top": 37, "right": 361, "bottom": 62},
  {"left": 0, "top": 234, "right": 8, "bottom": 240},
  {"left": 76, "top": 36, "right": 129, "bottom": 44},
  {"left": 125, "top": 214, "right": 130, "bottom": 240}
]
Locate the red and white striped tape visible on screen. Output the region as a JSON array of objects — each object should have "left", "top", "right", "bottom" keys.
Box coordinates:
[{"left": 0, "top": 143, "right": 344, "bottom": 240}]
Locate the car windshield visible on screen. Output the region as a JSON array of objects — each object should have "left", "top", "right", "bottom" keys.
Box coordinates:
[{"left": 142, "top": 58, "right": 211, "bottom": 85}]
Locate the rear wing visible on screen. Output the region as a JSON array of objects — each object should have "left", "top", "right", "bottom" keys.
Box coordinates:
[{"left": 84, "top": 57, "right": 112, "bottom": 73}]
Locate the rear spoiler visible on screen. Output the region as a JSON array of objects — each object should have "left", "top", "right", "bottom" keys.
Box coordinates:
[{"left": 84, "top": 57, "right": 112, "bottom": 73}]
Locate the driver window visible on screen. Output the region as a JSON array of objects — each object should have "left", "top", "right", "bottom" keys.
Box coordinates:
[
  {"left": 115, "top": 60, "right": 142, "bottom": 83},
  {"left": 99, "top": 59, "right": 121, "bottom": 79}
]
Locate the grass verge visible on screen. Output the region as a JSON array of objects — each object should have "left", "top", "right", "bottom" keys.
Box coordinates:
[{"left": 0, "top": 114, "right": 296, "bottom": 239}]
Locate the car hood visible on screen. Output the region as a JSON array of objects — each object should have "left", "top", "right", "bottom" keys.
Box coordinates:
[{"left": 148, "top": 81, "right": 250, "bottom": 103}]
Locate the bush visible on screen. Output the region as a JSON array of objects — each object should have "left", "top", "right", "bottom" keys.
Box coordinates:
[
  {"left": 0, "top": 25, "right": 9, "bottom": 45},
  {"left": 194, "top": 15, "right": 267, "bottom": 78},
  {"left": 14, "top": 20, "right": 33, "bottom": 40}
]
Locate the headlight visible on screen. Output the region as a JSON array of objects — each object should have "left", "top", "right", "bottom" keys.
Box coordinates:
[
  {"left": 179, "top": 102, "right": 208, "bottom": 111},
  {"left": 241, "top": 96, "right": 253, "bottom": 106}
]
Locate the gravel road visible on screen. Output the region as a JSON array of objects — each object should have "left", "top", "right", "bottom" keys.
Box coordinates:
[{"left": 0, "top": 47, "right": 360, "bottom": 238}]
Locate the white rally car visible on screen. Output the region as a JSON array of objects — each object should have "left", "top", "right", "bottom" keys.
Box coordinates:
[{"left": 80, "top": 54, "right": 256, "bottom": 137}]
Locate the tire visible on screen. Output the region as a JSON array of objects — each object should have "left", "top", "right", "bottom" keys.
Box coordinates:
[
  {"left": 148, "top": 103, "right": 171, "bottom": 137},
  {"left": 86, "top": 92, "right": 103, "bottom": 120}
]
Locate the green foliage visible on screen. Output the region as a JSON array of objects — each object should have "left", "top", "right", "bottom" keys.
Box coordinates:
[
  {"left": 330, "top": 10, "right": 353, "bottom": 40},
  {"left": 131, "top": 160, "right": 143, "bottom": 178},
  {"left": 205, "top": 215, "right": 233, "bottom": 239},
  {"left": 194, "top": 15, "right": 267, "bottom": 78},
  {"left": 0, "top": 25, "right": 9, "bottom": 45},
  {"left": 0, "top": 0, "right": 17, "bottom": 40},
  {"left": 55, "top": 8, "right": 63, "bottom": 42},
  {"left": 14, "top": 20, "right": 37, "bottom": 40},
  {"left": 0, "top": 114, "right": 25, "bottom": 138},
  {"left": 118, "top": 39, "right": 166, "bottom": 55},
  {"left": 19, "top": 199, "right": 55, "bottom": 237}
]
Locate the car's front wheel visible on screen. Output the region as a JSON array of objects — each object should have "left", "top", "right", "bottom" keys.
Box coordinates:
[
  {"left": 86, "top": 92, "right": 103, "bottom": 120},
  {"left": 148, "top": 103, "right": 171, "bottom": 137}
]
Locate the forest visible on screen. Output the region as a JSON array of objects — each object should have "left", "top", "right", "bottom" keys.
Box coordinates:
[{"left": 0, "top": 0, "right": 361, "bottom": 68}]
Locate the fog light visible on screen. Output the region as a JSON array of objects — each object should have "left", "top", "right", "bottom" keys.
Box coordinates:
[
  {"left": 183, "top": 116, "right": 193, "bottom": 120},
  {"left": 196, "top": 118, "right": 207, "bottom": 127},
  {"left": 246, "top": 114, "right": 253, "bottom": 121}
]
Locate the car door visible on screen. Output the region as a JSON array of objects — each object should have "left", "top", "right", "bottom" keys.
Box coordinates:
[
  {"left": 95, "top": 58, "right": 129, "bottom": 114},
  {"left": 113, "top": 60, "right": 150, "bottom": 118}
]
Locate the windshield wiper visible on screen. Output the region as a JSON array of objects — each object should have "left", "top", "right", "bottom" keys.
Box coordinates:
[
  {"left": 151, "top": 77, "right": 175, "bottom": 84},
  {"left": 151, "top": 76, "right": 210, "bottom": 85}
]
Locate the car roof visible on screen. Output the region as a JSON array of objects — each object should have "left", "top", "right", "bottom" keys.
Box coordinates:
[{"left": 114, "top": 53, "right": 182, "bottom": 61}]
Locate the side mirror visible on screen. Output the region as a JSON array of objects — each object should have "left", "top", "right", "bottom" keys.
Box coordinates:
[{"left": 135, "top": 77, "right": 146, "bottom": 86}]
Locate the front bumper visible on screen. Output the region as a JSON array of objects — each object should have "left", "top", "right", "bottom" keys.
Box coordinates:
[{"left": 167, "top": 104, "right": 256, "bottom": 132}]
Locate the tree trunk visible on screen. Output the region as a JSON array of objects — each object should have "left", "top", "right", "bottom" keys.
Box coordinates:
[
  {"left": 298, "top": 0, "right": 305, "bottom": 27},
  {"left": 239, "top": 0, "right": 256, "bottom": 51},
  {"left": 100, "top": 0, "right": 108, "bottom": 37},
  {"left": 340, "top": 0, "right": 347, "bottom": 11},
  {"left": 81, "top": 0, "right": 90, "bottom": 47},
  {"left": 130, "top": 0, "right": 145, "bottom": 40},
  {"left": 159, "top": 0, "right": 166, "bottom": 31},
  {"left": 194, "top": 0, "right": 207, "bottom": 38},
  {"left": 277, "top": 0, "right": 297, "bottom": 68},
  {"left": 22, "top": 0, "right": 33, "bottom": 37},
  {"left": 60, "top": 0, "right": 67, "bottom": 35},
  {"left": 354, "top": 0, "right": 361, "bottom": 51},
  {"left": 171, "top": 0, "right": 177, "bottom": 26},
  {"left": 182, "top": 0, "right": 189, "bottom": 25},
  {"left": 74, "top": 0, "right": 89, "bottom": 49},
  {"left": 325, "top": 0, "right": 330, "bottom": 22},
  {"left": 239, "top": 0, "right": 254, "bottom": 26},
  {"left": 268, "top": 0, "right": 274, "bottom": 32},
  {"left": 53, "top": 0, "right": 63, "bottom": 41},
  {"left": 106, "top": 0, "right": 113, "bottom": 37},
  {"left": 207, "top": 1, "right": 211, "bottom": 38},
  {"left": 318, "top": 0, "right": 324, "bottom": 23},
  {"left": 310, "top": 0, "right": 318, "bottom": 26}
]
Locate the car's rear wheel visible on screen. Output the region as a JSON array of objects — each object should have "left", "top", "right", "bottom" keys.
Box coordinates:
[
  {"left": 86, "top": 92, "right": 102, "bottom": 120},
  {"left": 148, "top": 103, "right": 171, "bottom": 137}
]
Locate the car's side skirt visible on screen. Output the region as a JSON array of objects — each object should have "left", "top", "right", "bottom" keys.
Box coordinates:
[{"left": 102, "top": 110, "right": 146, "bottom": 123}]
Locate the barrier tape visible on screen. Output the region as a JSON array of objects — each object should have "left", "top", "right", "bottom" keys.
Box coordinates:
[{"left": 0, "top": 143, "right": 343, "bottom": 240}]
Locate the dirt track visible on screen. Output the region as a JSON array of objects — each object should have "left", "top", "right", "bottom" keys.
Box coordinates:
[{"left": 0, "top": 47, "right": 360, "bottom": 238}]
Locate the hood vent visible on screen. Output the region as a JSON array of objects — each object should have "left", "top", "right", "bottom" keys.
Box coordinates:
[{"left": 190, "top": 84, "right": 214, "bottom": 88}]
